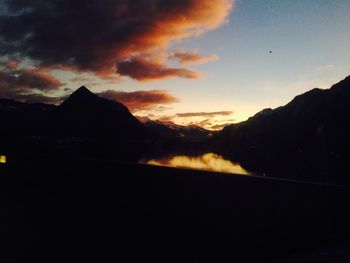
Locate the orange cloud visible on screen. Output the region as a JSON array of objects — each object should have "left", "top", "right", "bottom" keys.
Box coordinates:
[
  {"left": 176, "top": 111, "right": 233, "bottom": 118},
  {"left": 152, "top": 111, "right": 235, "bottom": 130},
  {"left": 116, "top": 57, "right": 202, "bottom": 81},
  {"left": 169, "top": 51, "right": 218, "bottom": 65},
  {"left": 3, "top": 60, "right": 19, "bottom": 70},
  {"left": 1, "top": 0, "right": 234, "bottom": 81},
  {"left": 98, "top": 89, "right": 179, "bottom": 112}
]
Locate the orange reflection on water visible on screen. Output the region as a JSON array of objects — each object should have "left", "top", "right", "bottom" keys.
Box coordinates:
[{"left": 147, "top": 153, "right": 251, "bottom": 175}]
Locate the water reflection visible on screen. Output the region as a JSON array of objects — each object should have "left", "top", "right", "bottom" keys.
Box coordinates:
[{"left": 143, "top": 153, "right": 251, "bottom": 175}]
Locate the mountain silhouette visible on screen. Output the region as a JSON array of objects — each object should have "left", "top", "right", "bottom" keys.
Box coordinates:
[
  {"left": 211, "top": 75, "right": 350, "bottom": 182},
  {"left": 61, "top": 86, "right": 97, "bottom": 106},
  {"left": 56, "top": 86, "right": 146, "bottom": 138},
  {"left": 0, "top": 86, "right": 147, "bottom": 139},
  {"left": 2, "top": 77, "right": 350, "bottom": 183},
  {"left": 0, "top": 86, "right": 153, "bottom": 162},
  {"left": 138, "top": 116, "right": 211, "bottom": 141}
]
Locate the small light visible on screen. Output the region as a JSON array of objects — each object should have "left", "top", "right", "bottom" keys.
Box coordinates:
[{"left": 0, "top": 155, "right": 6, "bottom": 164}]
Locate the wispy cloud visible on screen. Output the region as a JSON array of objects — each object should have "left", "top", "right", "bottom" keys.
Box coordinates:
[
  {"left": 149, "top": 111, "right": 235, "bottom": 130},
  {"left": 169, "top": 51, "right": 218, "bottom": 65},
  {"left": 176, "top": 111, "right": 233, "bottom": 118}
]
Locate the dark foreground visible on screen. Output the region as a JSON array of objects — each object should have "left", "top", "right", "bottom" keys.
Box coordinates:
[{"left": 1, "top": 160, "right": 350, "bottom": 262}]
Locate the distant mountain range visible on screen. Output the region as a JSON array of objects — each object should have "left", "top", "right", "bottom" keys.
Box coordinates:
[
  {"left": 0, "top": 87, "right": 210, "bottom": 162},
  {"left": 0, "top": 86, "right": 146, "bottom": 138},
  {"left": 138, "top": 116, "right": 212, "bottom": 141},
  {"left": 0, "top": 87, "right": 155, "bottom": 162},
  {"left": 2, "top": 76, "right": 350, "bottom": 183},
  {"left": 211, "top": 75, "right": 350, "bottom": 182},
  {"left": 0, "top": 86, "right": 210, "bottom": 140}
]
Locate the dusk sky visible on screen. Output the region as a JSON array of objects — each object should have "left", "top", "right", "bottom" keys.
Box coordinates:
[{"left": 1, "top": 0, "right": 350, "bottom": 130}]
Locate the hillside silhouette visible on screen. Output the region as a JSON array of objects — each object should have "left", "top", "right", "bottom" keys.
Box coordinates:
[
  {"left": 211, "top": 75, "right": 350, "bottom": 183},
  {"left": 0, "top": 86, "right": 209, "bottom": 163},
  {"left": 1, "top": 86, "right": 146, "bottom": 138},
  {"left": 0, "top": 86, "right": 210, "bottom": 140},
  {"left": 56, "top": 86, "right": 147, "bottom": 138},
  {"left": 0, "top": 86, "right": 152, "bottom": 162},
  {"left": 2, "top": 77, "right": 350, "bottom": 183},
  {"left": 139, "top": 116, "right": 211, "bottom": 141},
  {"left": 2, "top": 78, "right": 350, "bottom": 262}
]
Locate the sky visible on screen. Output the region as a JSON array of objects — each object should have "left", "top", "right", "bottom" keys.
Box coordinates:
[{"left": 0, "top": 0, "right": 350, "bottom": 130}]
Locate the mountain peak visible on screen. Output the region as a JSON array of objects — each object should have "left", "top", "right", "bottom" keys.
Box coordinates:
[
  {"left": 61, "top": 86, "right": 98, "bottom": 107},
  {"left": 73, "top": 86, "right": 95, "bottom": 97}
]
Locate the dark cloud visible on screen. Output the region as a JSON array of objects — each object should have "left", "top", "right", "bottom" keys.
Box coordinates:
[
  {"left": 0, "top": 65, "right": 63, "bottom": 103},
  {"left": 97, "top": 89, "right": 179, "bottom": 112},
  {"left": 0, "top": 58, "right": 63, "bottom": 104},
  {"left": 0, "top": 0, "right": 234, "bottom": 80},
  {"left": 176, "top": 111, "right": 233, "bottom": 118},
  {"left": 3, "top": 92, "right": 63, "bottom": 104},
  {"left": 169, "top": 51, "right": 218, "bottom": 65},
  {"left": 116, "top": 57, "right": 201, "bottom": 81},
  {"left": 0, "top": 69, "right": 62, "bottom": 92}
]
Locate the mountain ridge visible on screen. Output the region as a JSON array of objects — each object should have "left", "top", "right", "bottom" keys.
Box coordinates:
[
  {"left": 0, "top": 86, "right": 147, "bottom": 139},
  {"left": 211, "top": 75, "right": 350, "bottom": 183},
  {"left": 55, "top": 86, "right": 146, "bottom": 137},
  {"left": 137, "top": 116, "right": 212, "bottom": 140}
]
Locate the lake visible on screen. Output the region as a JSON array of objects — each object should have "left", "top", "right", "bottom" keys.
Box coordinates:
[{"left": 140, "top": 152, "right": 251, "bottom": 175}]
